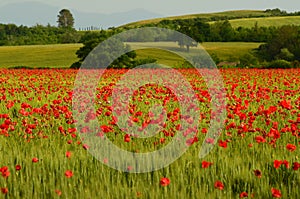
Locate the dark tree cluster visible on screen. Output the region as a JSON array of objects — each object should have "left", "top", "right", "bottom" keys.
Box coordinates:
[{"left": 0, "top": 9, "right": 79, "bottom": 45}]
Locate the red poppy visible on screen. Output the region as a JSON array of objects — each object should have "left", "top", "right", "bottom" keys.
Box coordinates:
[
  {"left": 186, "top": 137, "right": 198, "bottom": 146},
  {"left": 279, "top": 100, "right": 292, "bottom": 110},
  {"left": 282, "top": 160, "right": 289, "bottom": 168},
  {"left": 292, "top": 162, "right": 300, "bottom": 170},
  {"left": 218, "top": 140, "right": 228, "bottom": 148},
  {"left": 65, "top": 170, "right": 73, "bottom": 178},
  {"left": 205, "top": 138, "right": 214, "bottom": 144},
  {"left": 239, "top": 192, "right": 248, "bottom": 198},
  {"left": 201, "top": 161, "right": 213, "bottom": 168},
  {"left": 286, "top": 143, "right": 296, "bottom": 152},
  {"left": 1, "top": 187, "right": 8, "bottom": 194},
  {"left": 255, "top": 136, "right": 266, "bottom": 143},
  {"left": 160, "top": 177, "right": 170, "bottom": 187},
  {"left": 55, "top": 190, "right": 62, "bottom": 196},
  {"left": 253, "top": 169, "right": 262, "bottom": 178},
  {"left": 201, "top": 128, "right": 208, "bottom": 134},
  {"left": 32, "top": 157, "right": 39, "bottom": 163},
  {"left": 82, "top": 144, "right": 89, "bottom": 150},
  {"left": 66, "top": 151, "right": 71, "bottom": 158},
  {"left": 1, "top": 169, "right": 10, "bottom": 179},
  {"left": 103, "top": 158, "right": 108, "bottom": 164},
  {"left": 271, "top": 188, "right": 281, "bottom": 198},
  {"left": 124, "top": 134, "right": 131, "bottom": 142},
  {"left": 15, "top": 165, "right": 21, "bottom": 171},
  {"left": 214, "top": 180, "right": 224, "bottom": 190},
  {"left": 136, "top": 191, "right": 142, "bottom": 197},
  {"left": 273, "top": 160, "right": 282, "bottom": 169}
]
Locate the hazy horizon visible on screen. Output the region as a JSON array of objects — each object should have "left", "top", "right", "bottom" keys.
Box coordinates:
[
  {"left": 1, "top": 0, "right": 300, "bottom": 16},
  {"left": 0, "top": 0, "right": 299, "bottom": 29}
]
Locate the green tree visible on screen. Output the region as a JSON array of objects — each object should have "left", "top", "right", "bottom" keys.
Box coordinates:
[
  {"left": 175, "top": 22, "right": 198, "bottom": 52},
  {"left": 57, "top": 9, "right": 74, "bottom": 29},
  {"left": 256, "top": 25, "right": 300, "bottom": 61},
  {"left": 71, "top": 30, "right": 155, "bottom": 69}
]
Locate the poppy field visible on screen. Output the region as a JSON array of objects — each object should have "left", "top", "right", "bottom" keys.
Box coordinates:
[{"left": 0, "top": 68, "right": 299, "bottom": 198}]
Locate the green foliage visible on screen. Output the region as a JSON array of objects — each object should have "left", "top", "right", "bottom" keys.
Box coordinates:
[
  {"left": 210, "top": 53, "right": 221, "bottom": 65},
  {"left": 264, "top": 8, "right": 288, "bottom": 16},
  {"left": 266, "top": 59, "right": 293, "bottom": 69},
  {"left": 256, "top": 25, "right": 300, "bottom": 62},
  {"left": 238, "top": 53, "right": 259, "bottom": 68},
  {"left": 57, "top": 9, "right": 75, "bottom": 29},
  {"left": 72, "top": 30, "right": 157, "bottom": 69},
  {"left": 209, "top": 20, "right": 235, "bottom": 42},
  {"left": 275, "top": 48, "right": 294, "bottom": 61},
  {"left": 0, "top": 23, "right": 80, "bottom": 45}
]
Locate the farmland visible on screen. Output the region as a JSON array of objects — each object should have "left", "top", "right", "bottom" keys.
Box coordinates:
[
  {"left": 122, "top": 10, "right": 300, "bottom": 28},
  {"left": 0, "top": 68, "right": 299, "bottom": 198},
  {"left": 218, "top": 16, "right": 300, "bottom": 28},
  {"left": 0, "top": 44, "right": 82, "bottom": 68},
  {"left": 122, "top": 10, "right": 272, "bottom": 27},
  {"left": 0, "top": 42, "right": 261, "bottom": 68}
]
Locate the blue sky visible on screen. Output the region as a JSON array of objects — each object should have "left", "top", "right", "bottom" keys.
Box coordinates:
[{"left": 1, "top": 0, "right": 300, "bottom": 15}]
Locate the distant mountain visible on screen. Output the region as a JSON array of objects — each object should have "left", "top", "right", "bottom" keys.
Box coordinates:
[{"left": 0, "top": 1, "right": 163, "bottom": 29}]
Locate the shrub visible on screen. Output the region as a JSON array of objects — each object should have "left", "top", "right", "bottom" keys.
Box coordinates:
[
  {"left": 238, "top": 53, "right": 259, "bottom": 68},
  {"left": 266, "top": 59, "right": 293, "bottom": 69}
]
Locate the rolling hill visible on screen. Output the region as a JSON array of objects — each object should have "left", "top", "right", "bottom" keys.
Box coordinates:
[{"left": 121, "top": 10, "right": 300, "bottom": 28}]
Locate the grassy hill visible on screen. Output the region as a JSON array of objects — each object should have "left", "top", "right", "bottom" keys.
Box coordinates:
[
  {"left": 122, "top": 10, "right": 270, "bottom": 27},
  {"left": 211, "top": 16, "right": 300, "bottom": 28},
  {"left": 122, "top": 10, "right": 300, "bottom": 28}
]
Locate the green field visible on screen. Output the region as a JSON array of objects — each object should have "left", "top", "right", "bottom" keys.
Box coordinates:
[
  {"left": 215, "top": 16, "right": 300, "bottom": 28},
  {"left": 0, "top": 42, "right": 261, "bottom": 68},
  {"left": 130, "top": 42, "right": 261, "bottom": 66},
  {"left": 0, "top": 44, "right": 82, "bottom": 68},
  {"left": 122, "top": 10, "right": 300, "bottom": 29},
  {"left": 122, "top": 10, "right": 270, "bottom": 27}
]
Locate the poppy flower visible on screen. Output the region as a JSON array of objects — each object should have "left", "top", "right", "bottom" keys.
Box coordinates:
[
  {"left": 214, "top": 180, "right": 224, "bottom": 190},
  {"left": 103, "top": 158, "right": 108, "bottom": 164},
  {"left": 186, "top": 137, "right": 198, "bottom": 146},
  {"left": 32, "top": 157, "right": 39, "bottom": 163},
  {"left": 201, "top": 128, "right": 208, "bottom": 134},
  {"left": 279, "top": 100, "right": 292, "bottom": 110},
  {"left": 15, "top": 165, "right": 21, "bottom": 171},
  {"left": 282, "top": 160, "right": 289, "bottom": 168},
  {"left": 1, "top": 187, "right": 8, "bottom": 194},
  {"left": 160, "top": 177, "right": 170, "bottom": 187},
  {"left": 271, "top": 188, "right": 281, "bottom": 198},
  {"left": 255, "top": 136, "right": 266, "bottom": 143},
  {"left": 273, "top": 160, "right": 282, "bottom": 169},
  {"left": 219, "top": 140, "right": 228, "bottom": 148},
  {"left": 65, "top": 170, "right": 73, "bottom": 178},
  {"left": 286, "top": 143, "right": 296, "bottom": 152},
  {"left": 239, "top": 192, "right": 248, "bottom": 198},
  {"left": 201, "top": 161, "right": 213, "bottom": 168},
  {"left": 253, "top": 169, "right": 262, "bottom": 178},
  {"left": 55, "top": 190, "right": 62, "bottom": 196},
  {"left": 124, "top": 134, "right": 131, "bottom": 142},
  {"left": 205, "top": 138, "right": 214, "bottom": 144},
  {"left": 66, "top": 151, "right": 71, "bottom": 158},
  {"left": 1, "top": 168, "right": 10, "bottom": 179},
  {"left": 136, "top": 191, "right": 142, "bottom": 197},
  {"left": 292, "top": 162, "right": 300, "bottom": 170}
]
